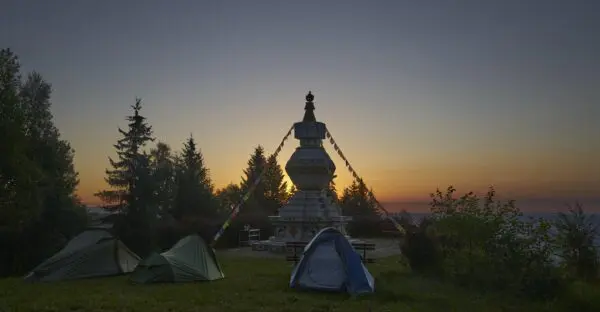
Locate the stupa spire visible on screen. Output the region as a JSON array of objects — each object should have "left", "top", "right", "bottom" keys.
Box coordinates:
[{"left": 302, "top": 91, "right": 316, "bottom": 122}]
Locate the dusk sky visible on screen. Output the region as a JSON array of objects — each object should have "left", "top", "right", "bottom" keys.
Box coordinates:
[{"left": 2, "top": 1, "right": 599, "bottom": 211}]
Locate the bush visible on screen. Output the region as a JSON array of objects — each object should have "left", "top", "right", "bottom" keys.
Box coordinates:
[
  {"left": 554, "top": 202, "right": 599, "bottom": 281},
  {"left": 399, "top": 216, "right": 443, "bottom": 275},
  {"left": 401, "top": 186, "right": 567, "bottom": 299}
]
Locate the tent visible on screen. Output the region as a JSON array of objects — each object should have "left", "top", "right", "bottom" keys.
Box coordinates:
[
  {"left": 130, "top": 234, "right": 224, "bottom": 283},
  {"left": 289, "top": 227, "right": 375, "bottom": 295},
  {"left": 24, "top": 228, "right": 140, "bottom": 282}
]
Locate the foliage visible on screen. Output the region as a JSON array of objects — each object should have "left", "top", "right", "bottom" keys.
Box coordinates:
[
  {"left": 554, "top": 202, "right": 599, "bottom": 281},
  {"left": 401, "top": 186, "right": 568, "bottom": 299},
  {"left": 96, "top": 98, "right": 154, "bottom": 214},
  {"left": 172, "top": 135, "right": 218, "bottom": 219},
  {"left": 263, "top": 154, "right": 288, "bottom": 215},
  {"left": 215, "top": 183, "right": 242, "bottom": 214},
  {"left": 0, "top": 48, "right": 86, "bottom": 276},
  {"left": 340, "top": 179, "right": 381, "bottom": 237},
  {"left": 286, "top": 184, "right": 297, "bottom": 201},
  {"left": 95, "top": 99, "right": 156, "bottom": 256},
  {"left": 239, "top": 145, "right": 268, "bottom": 215},
  {"left": 149, "top": 142, "right": 176, "bottom": 217},
  {"left": 327, "top": 174, "right": 339, "bottom": 203},
  {"left": 399, "top": 216, "right": 443, "bottom": 275},
  {"left": 0, "top": 49, "right": 43, "bottom": 231}
]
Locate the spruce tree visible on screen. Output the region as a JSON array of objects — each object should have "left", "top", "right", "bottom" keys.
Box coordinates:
[
  {"left": 340, "top": 180, "right": 381, "bottom": 237},
  {"left": 328, "top": 174, "right": 339, "bottom": 203},
  {"left": 95, "top": 98, "right": 154, "bottom": 225},
  {"left": 173, "top": 135, "right": 216, "bottom": 219},
  {"left": 263, "top": 154, "right": 288, "bottom": 215},
  {"left": 340, "top": 180, "right": 380, "bottom": 217},
  {"left": 239, "top": 145, "right": 267, "bottom": 214},
  {"left": 287, "top": 184, "right": 297, "bottom": 200},
  {"left": 149, "top": 142, "right": 176, "bottom": 217}
]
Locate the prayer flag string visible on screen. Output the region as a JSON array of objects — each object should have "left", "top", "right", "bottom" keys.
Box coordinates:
[
  {"left": 210, "top": 125, "right": 294, "bottom": 247},
  {"left": 324, "top": 127, "right": 406, "bottom": 235}
]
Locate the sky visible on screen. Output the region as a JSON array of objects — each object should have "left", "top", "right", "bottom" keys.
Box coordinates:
[{"left": 2, "top": 0, "right": 599, "bottom": 212}]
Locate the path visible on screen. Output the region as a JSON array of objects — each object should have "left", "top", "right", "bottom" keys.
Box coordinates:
[{"left": 218, "top": 237, "right": 402, "bottom": 259}]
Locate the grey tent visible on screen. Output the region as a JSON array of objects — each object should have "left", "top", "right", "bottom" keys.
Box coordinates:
[
  {"left": 24, "top": 228, "right": 140, "bottom": 282},
  {"left": 130, "top": 234, "right": 224, "bottom": 283}
]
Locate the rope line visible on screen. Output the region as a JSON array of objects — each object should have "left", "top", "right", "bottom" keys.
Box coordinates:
[
  {"left": 324, "top": 127, "right": 406, "bottom": 235},
  {"left": 210, "top": 125, "right": 295, "bottom": 246}
]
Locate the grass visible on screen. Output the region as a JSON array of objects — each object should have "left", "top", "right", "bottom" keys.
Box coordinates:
[{"left": 0, "top": 253, "right": 592, "bottom": 312}]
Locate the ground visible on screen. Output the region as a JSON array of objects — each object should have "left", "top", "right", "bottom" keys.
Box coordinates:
[
  {"left": 0, "top": 244, "right": 575, "bottom": 312},
  {"left": 220, "top": 237, "right": 402, "bottom": 259}
]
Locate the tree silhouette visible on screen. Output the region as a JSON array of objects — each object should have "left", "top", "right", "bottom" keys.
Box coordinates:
[
  {"left": 20, "top": 71, "right": 82, "bottom": 235},
  {"left": 173, "top": 135, "right": 217, "bottom": 219},
  {"left": 263, "top": 154, "right": 288, "bottom": 215},
  {"left": 0, "top": 49, "right": 86, "bottom": 276},
  {"left": 95, "top": 98, "right": 154, "bottom": 224},
  {"left": 215, "top": 183, "right": 242, "bottom": 214},
  {"left": 149, "top": 142, "right": 176, "bottom": 217},
  {"left": 239, "top": 145, "right": 268, "bottom": 215}
]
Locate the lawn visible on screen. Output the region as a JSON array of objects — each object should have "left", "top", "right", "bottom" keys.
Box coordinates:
[{"left": 0, "top": 254, "right": 581, "bottom": 312}]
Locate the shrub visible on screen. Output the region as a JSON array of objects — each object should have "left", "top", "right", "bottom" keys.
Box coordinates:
[
  {"left": 401, "top": 186, "right": 566, "bottom": 299},
  {"left": 399, "top": 216, "right": 443, "bottom": 275},
  {"left": 554, "top": 202, "right": 599, "bottom": 281}
]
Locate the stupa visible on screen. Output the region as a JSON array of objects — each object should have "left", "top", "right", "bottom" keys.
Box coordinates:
[{"left": 252, "top": 92, "right": 354, "bottom": 253}]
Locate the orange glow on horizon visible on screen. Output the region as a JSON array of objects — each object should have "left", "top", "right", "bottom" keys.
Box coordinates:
[{"left": 71, "top": 95, "right": 599, "bottom": 211}]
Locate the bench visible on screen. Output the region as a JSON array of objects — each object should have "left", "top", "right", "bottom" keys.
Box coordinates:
[
  {"left": 285, "top": 241, "right": 308, "bottom": 264},
  {"left": 284, "top": 241, "right": 376, "bottom": 264},
  {"left": 351, "top": 242, "right": 376, "bottom": 263}
]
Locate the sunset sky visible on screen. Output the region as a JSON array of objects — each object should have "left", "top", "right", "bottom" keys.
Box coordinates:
[{"left": 2, "top": 1, "right": 599, "bottom": 211}]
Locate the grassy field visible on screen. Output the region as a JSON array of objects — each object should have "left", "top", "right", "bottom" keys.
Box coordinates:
[{"left": 0, "top": 253, "right": 591, "bottom": 312}]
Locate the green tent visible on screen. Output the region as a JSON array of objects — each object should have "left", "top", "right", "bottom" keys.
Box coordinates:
[
  {"left": 130, "top": 234, "right": 225, "bottom": 283},
  {"left": 24, "top": 228, "right": 141, "bottom": 282}
]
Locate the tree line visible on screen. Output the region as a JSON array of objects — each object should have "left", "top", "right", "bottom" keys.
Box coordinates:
[
  {"left": 92, "top": 93, "right": 383, "bottom": 255},
  {"left": 2, "top": 47, "right": 598, "bottom": 305},
  {"left": 0, "top": 48, "right": 382, "bottom": 276},
  {"left": 1, "top": 49, "right": 87, "bottom": 276}
]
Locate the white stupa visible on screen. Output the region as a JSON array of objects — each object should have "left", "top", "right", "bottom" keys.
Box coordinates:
[{"left": 252, "top": 92, "right": 354, "bottom": 252}]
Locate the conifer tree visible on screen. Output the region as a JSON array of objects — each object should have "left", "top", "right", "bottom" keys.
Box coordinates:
[
  {"left": 287, "top": 184, "right": 297, "bottom": 199},
  {"left": 149, "top": 142, "right": 176, "bottom": 217},
  {"left": 95, "top": 98, "right": 154, "bottom": 225},
  {"left": 172, "top": 135, "right": 216, "bottom": 219},
  {"left": 263, "top": 154, "right": 288, "bottom": 215},
  {"left": 340, "top": 180, "right": 380, "bottom": 217},
  {"left": 328, "top": 174, "right": 339, "bottom": 203},
  {"left": 239, "top": 145, "right": 267, "bottom": 214}
]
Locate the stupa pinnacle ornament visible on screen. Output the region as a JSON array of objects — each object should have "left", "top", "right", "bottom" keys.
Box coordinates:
[
  {"left": 303, "top": 91, "right": 316, "bottom": 122},
  {"left": 253, "top": 92, "right": 353, "bottom": 252}
]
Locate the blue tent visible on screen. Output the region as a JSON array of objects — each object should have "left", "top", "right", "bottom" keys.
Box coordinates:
[{"left": 289, "top": 227, "right": 375, "bottom": 295}]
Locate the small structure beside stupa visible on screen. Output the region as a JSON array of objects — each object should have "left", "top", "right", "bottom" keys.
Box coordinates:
[{"left": 252, "top": 92, "right": 355, "bottom": 253}]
